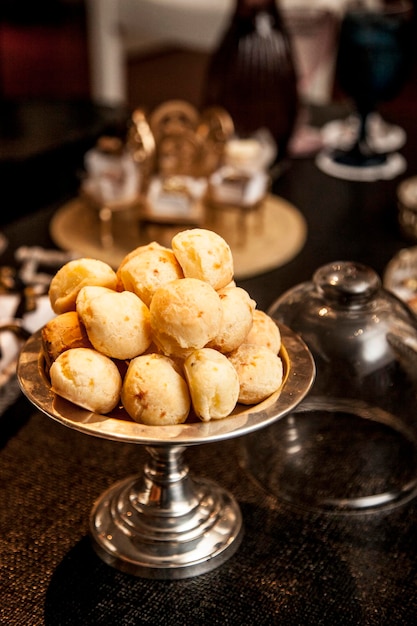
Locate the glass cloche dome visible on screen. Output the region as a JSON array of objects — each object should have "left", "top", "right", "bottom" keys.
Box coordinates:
[{"left": 240, "top": 261, "right": 417, "bottom": 514}]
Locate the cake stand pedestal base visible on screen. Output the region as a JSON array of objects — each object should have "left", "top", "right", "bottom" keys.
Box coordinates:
[{"left": 89, "top": 444, "right": 243, "bottom": 579}]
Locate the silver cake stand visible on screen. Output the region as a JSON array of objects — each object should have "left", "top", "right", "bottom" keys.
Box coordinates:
[{"left": 17, "top": 325, "right": 314, "bottom": 579}]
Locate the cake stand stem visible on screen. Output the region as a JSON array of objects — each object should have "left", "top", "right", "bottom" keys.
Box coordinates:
[{"left": 89, "top": 444, "right": 243, "bottom": 579}]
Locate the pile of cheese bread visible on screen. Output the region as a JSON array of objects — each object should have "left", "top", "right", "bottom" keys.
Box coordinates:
[{"left": 42, "top": 228, "right": 283, "bottom": 426}]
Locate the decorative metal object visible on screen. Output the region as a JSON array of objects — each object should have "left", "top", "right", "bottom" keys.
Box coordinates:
[{"left": 17, "top": 324, "right": 314, "bottom": 579}]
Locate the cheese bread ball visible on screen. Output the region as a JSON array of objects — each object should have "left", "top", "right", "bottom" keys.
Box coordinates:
[
  {"left": 150, "top": 278, "right": 222, "bottom": 358},
  {"left": 116, "top": 241, "right": 166, "bottom": 289},
  {"left": 50, "top": 347, "right": 122, "bottom": 414},
  {"left": 228, "top": 343, "right": 283, "bottom": 405},
  {"left": 222, "top": 280, "right": 237, "bottom": 289},
  {"left": 118, "top": 246, "right": 184, "bottom": 307},
  {"left": 245, "top": 310, "right": 281, "bottom": 354},
  {"left": 121, "top": 353, "right": 190, "bottom": 425},
  {"left": 49, "top": 258, "right": 118, "bottom": 314},
  {"left": 76, "top": 286, "right": 152, "bottom": 360},
  {"left": 41, "top": 311, "right": 93, "bottom": 370},
  {"left": 184, "top": 348, "right": 240, "bottom": 421},
  {"left": 171, "top": 228, "right": 234, "bottom": 289},
  {"left": 118, "top": 241, "right": 165, "bottom": 270},
  {"left": 207, "top": 286, "right": 255, "bottom": 353}
]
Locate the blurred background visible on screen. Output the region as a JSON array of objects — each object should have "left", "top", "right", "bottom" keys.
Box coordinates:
[
  {"left": 0, "top": 0, "right": 89, "bottom": 101},
  {"left": 0, "top": 0, "right": 416, "bottom": 225},
  {"left": 0, "top": 0, "right": 415, "bottom": 112}
]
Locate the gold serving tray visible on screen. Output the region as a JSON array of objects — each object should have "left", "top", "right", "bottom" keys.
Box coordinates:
[{"left": 49, "top": 194, "right": 307, "bottom": 280}]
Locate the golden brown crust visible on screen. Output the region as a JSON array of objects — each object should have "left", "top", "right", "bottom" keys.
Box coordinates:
[
  {"left": 149, "top": 278, "right": 222, "bottom": 358},
  {"left": 228, "top": 343, "right": 283, "bottom": 405},
  {"left": 121, "top": 353, "right": 190, "bottom": 425},
  {"left": 48, "top": 258, "right": 118, "bottom": 314},
  {"left": 207, "top": 286, "right": 255, "bottom": 353},
  {"left": 76, "top": 286, "right": 152, "bottom": 360},
  {"left": 41, "top": 311, "right": 93, "bottom": 371},
  {"left": 118, "top": 246, "right": 184, "bottom": 307},
  {"left": 49, "top": 347, "right": 122, "bottom": 414},
  {"left": 244, "top": 309, "right": 281, "bottom": 354},
  {"left": 184, "top": 348, "right": 240, "bottom": 421},
  {"left": 171, "top": 228, "right": 234, "bottom": 289}
]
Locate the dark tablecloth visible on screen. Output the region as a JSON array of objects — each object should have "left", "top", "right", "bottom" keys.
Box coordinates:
[{"left": 2, "top": 408, "right": 417, "bottom": 626}]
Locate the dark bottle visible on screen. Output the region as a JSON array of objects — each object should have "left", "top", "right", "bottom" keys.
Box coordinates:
[{"left": 203, "top": 0, "right": 299, "bottom": 161}]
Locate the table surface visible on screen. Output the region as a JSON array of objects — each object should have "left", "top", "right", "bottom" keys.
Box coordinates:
[{"left": 2, "top": 101, "right": 417, "bottom": 625}]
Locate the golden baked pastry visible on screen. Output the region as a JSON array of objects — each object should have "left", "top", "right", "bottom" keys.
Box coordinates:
[
  {"left": 207, "top": 286, "right": 255, "bottom": 353},
  {"left": 244, "top": 309, "right": 281, "bottom": 354},
  {"left": 49, "top": 347, "right": 122, "bottom": 414},
  {"left": 41, "top": 311, "right": 93, "bottom": 371},
  {"left": 171, "top": 228, "right": 234, "bottom": 289},
  {"left": 43, "top": 228, "right": 286, "bottom": 423},
  {"left": 121, "top": 353, "right": 190, "bottom": 425},
  {"left": 49, "top": 258, "right": 118, "bottom": 314},
  {"left": 117, "top": 241, "right": 165, "bottom": 273},
  {"left": 149, "top": 277, "right": 222, "bottom": 358},
  {"left": 228, "top": 343, "right": 283, "bottom": 405},
  {"left": 118, "top": 246, "right": 184, "bottom": 307},
  {"left": 76, "top": 285, "right": 152, "bottom": 360},
  {"left": 184, "top": 348, "right": 240, "bottom": 421}
]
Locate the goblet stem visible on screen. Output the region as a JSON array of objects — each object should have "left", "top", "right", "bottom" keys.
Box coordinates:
[
  {"left": 333, "top": 110, "right": 386, "bottom": 168},
  {"left": 89, "top": 444, "right": 243, "bottom": 579}
]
